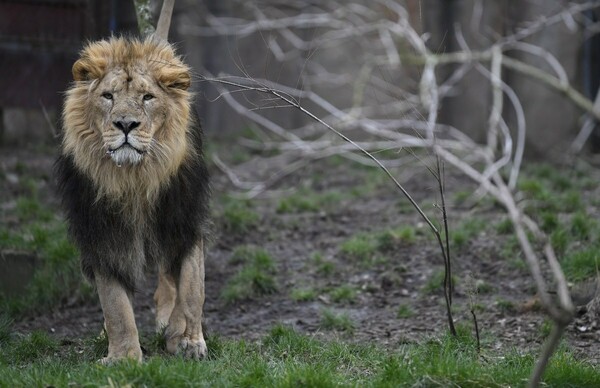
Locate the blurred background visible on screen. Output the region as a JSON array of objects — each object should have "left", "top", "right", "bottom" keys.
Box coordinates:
[{"left": 2, "top": 0, "right": 600, "bottom": 156}]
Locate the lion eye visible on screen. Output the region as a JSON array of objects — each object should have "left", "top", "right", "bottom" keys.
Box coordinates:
[
  {"left": 102, "top": 92, "right": 113, "bottom": 100},
  {"left": 143, "top": 94, "right": 154, "bottom": 101}
]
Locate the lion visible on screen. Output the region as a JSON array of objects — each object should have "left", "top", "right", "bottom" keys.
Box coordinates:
[{"left": 55, "top": 36, "right": 211, "bottom": 363}]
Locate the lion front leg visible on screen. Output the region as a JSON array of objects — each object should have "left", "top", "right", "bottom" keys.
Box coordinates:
[
  {"left": 95, "top": 273, "right": 142, "bottom": 363},
  {"left": 164, "top": 241, "right": 207, "bottom": 360}
]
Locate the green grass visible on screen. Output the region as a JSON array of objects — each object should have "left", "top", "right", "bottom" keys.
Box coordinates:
[
  {"left": 220, "top": 196, "right": 259, "bottom": 234},
  {"left": 422, "top": 269, "right": 457, "bottom": 295},
  {"left": 571, "top": 212, "right": 594, "bottom": 240},
  {"left": 312, "top": 252, "right": 336, "bottom": 276},
  {"left": 500, "top": 165, "right": 600, "bottom": 282},
  {"left": 0, "top": 324, "right": 598, "bottom": 387},
  {"left": 509, "top": 183, "right": 600, "bottom": 282},
  {"left": 495, "top": 298, "right": 517, "bottom": 314},
  {"left": 518, "top": 167, "right": 585, "bottom": 214},
  {"left": 562, "top": 190, "right": 583, "bottom": 212},
  {"left": 4, "top": 331, "right": 59, "bottom": 364},
  {"left": 0, "top": 191, "right": 88, "bottom": 317},
  {"left": 396, "top": 304, "right": 414, "bottom": 318},
  {"left": 290, "top": 287, "right": 317, "bottom": 302},
  {"left": 474, "top": 279, "right": 493, "bottom": 294},
  {"left": 539, "top": 319, "right": 553, "bottom": 339},
  {"left": 451, "top": 218, "right": 487, "bottom": 249},
  {"left": 221, "top": 246, "right": 277, "bottom": 303},
  {"left": 329, "top": 285, "right": 357, "bottom": 304},
  {"left": 495, "top": 218, "right": 513, "bottom": 234},
  {"left": 519, "top": 178, "right": 547, "bottom": 199},
  {"left": 340, "top": 227, "right": 420, "bottom": 267},
  {"left": 541, "top": 212, "right": 559, "bottom": 233},
  {"left": 376, "top": 226, "right": 417, "bottom": 250},
  {"left": 0, "top": 315, "right": 12, "bottom": 345},
  {"left": 15, "top": 197, "right": 54, "bottom": 222},
  {"left": 453, "top": 190, "right": 471, "bottom": 204},
  {"left": 320, "top": 309, "right": 355, "bottom": 333},
  {"left": 550, "top": 227, "right": 569, "bottom": 256},
  {"left": 340, "top": 233, "right": 379, "bottom": 263},
  {"left": 276, "top": 190, "right": 343, "bottom": 214},
  {"left": 560, "top": 247, "right": 600, "bottom": 282}
]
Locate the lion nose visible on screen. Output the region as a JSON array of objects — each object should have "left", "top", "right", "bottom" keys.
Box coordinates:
[{"left": 113, "top": 119, "right": 140, "bottom": 134}]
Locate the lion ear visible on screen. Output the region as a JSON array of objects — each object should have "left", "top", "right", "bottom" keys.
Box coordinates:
[
  {"left": 72, "top": 57, "right": 105, "bottom": 82},
  {"left": 161, "top": 68, "right": 191, "bottom": 91}
]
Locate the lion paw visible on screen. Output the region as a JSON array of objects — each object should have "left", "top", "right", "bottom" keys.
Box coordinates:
[
  {"left": 98, "top": 357, "right": 113, "bottom": 365},
  {"left": 98, "top": 351, "right": 142, "bottom": 365},
  {"left": 181, "top": 337, "right": 208, "bottom": 360},
  {"left": 168, "top": 336, "right": 207, "bottom": 360}
]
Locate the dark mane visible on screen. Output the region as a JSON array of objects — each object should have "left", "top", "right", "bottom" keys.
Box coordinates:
[{"left": 55, "top": 112, "right": 210, "bottom": 292}]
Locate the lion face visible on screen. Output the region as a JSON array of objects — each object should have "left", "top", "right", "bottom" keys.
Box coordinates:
[
  {"left": 93, "top": 67, "right": 168, "bottom": 166},
  {"left": 62, "top": 37, "right": 193, "bottom": 201}
]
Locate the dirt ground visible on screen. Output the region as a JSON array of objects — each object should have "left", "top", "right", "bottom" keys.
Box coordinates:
[{"left": 3, "top": 142, "right": 600, "bottom": 364}]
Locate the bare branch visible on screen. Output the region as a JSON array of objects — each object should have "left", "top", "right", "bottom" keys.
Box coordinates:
[{"left": 193, "top": 2, "right": 600, "bottom": 383}]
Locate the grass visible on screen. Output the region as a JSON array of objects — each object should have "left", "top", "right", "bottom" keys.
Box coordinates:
[
  {"left": 453, "top": 190, "right": 472, "bottom": 204},
  {"left": 497, "top": 165, "right": 600, "bottom": 284},
  {"left": 539, "top": 319, "right": 553, "bottom": 339},
  {"left": 423, "top": 269, "right": 458, "bottom": 295},
  {"left": 560, "top": 247, "right": 600, "bottom": 282},
  {"left": 15, "top": 197, "right": 54, "bottom": 222},
  {"left": 496, "top": 218, "right": 513, "bottom": 234},
  {"left": 541, "top": 212, "right": 559, "bottom": 233},
  {"left": 550, "top": 227, "right": 569, "bottom": 256},
  {"left": 376, "top": 226, "right": 417, "bottom": 250},
  {"left": 0, "top": 315, "right": 12, "bottom": 345},
  {"left": 340, "top": 226, "right": 419, "bottom": 267},
  {"left": 329, "top": 285, "right": 357, "bottom": 304},
  {"left": 320, "top": 309, "right": 355, "bottom": 332},
  {"left": 571, "top": 212, "right": 594, "bottom": 240},
  {"left": 290, "top": 287, "right": 317, "bottom": 302},
  {"left": 518, "top": 166, "right": 585, "bottom": 214},
  {"left": 0, "top": 189, "right": 89, "bottom": 317},
  {"left": 474, "top": 279, "right": 494, "bottom": 294},
  {"left": 495, "top": 298, "right": 517, "bottom": 314},
  {"left": 312, "top": 252, "right": 336, "bottom": 276},
  {"left": 450, "top": 217, "right": 487, "bottom": 249},
  {"left": 0, "top": 324, "right": 598, "bottom": 387},
  {"left": 220, "top": 196, "right": 260, "bottom": 234},
  {"left": 5, "top": 331, "right": 59, "bottom": 364},
  {"left": 0, "top": 220, "right": 87, "bottom": 314},
  {"left": 396, "top": 304, "right": 414, "bottom": 318},
  {"left": 276, "top": 190, "right": 343, "bottom": 214},
  {"left": 340, "top": 233, "right": 379, "bottom": 265},
  {"left": 221, "top": 246, "right": 278, "bottom": 303}
]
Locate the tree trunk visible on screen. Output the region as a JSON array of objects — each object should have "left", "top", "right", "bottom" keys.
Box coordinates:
[{"left": 133, "top": 0, "right": 155, "bottom": 37}]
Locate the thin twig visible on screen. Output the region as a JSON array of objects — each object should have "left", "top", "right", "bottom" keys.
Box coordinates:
[
  {"left": 436, "top": 156, "right": 456, "bottom": 336},
  {"left": 470, "top": 309, "right": 481, "bottom": 354}
]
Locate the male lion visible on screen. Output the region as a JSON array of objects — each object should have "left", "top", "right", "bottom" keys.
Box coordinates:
[{"left": 55, "top": 36, "right": 210, "bottom": 363}]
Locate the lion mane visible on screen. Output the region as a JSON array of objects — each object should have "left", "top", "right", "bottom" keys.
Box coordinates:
[{"left": 55, "top": 37, "right": 211, "bottom": 359}]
